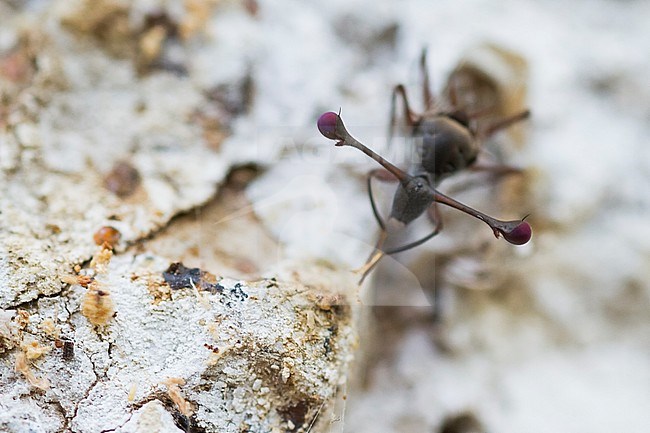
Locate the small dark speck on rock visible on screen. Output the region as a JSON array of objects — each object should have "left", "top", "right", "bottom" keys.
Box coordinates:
[
  {"left": 62, "top": 340, "right": 74, "bottom": 361},
  {"left": 227, "top": 283, "right": 248, "bottom": 302},
  {"left": 171, "top": 411, "right": 207, "bottom": 433},
  {"left": 163, "top": 262, "right": 223, "bottom": 294},
  {"left": 278, "top": 400, "right": 311, "bottom": 432}
]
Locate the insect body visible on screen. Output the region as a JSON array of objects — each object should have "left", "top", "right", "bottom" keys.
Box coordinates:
[
  {"left": 389, "top": 115, "right": 478, "bottom": 226},
  {"left": 416, "top": 116, "right": 478, "bottom": 181},
  {"left": 318, "top": 50, "right": 532, "bottom": 280}
]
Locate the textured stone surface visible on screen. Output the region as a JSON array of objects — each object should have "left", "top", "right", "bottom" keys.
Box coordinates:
[
  {"left": 0, "top": 2, "right": 356, "bottom": 432},
  {"left": 0, "top": 251, "right": 356, "bottom": 432},
  {"left": 0, "top": 2, "right": 226, "bottom": 309}
]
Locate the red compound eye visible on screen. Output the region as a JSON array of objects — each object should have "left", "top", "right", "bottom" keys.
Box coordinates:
[
  {"left": 317, "top": 112, "right": 341, "bottom": 140},
  {"left": 501, "top": 221, "right": 532, "bottom": 245}
]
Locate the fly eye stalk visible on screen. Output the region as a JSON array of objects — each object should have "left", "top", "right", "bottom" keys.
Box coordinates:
[
  {"left": 430, "top": 189, "right": 532, "bottom": 245},
  {"left": 318, "top": 111, "right": 412, "bottom": 183}
]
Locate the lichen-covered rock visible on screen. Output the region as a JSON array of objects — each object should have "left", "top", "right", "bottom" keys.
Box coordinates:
[
  {"left": 0, "top": 3, "right": 358, "bottom": 432},
  {"left": 0, "top": 1, "right": 227, "bottom": 309},
  {"left": 0, "top": 253, "right": 357, "bottom": 433}
]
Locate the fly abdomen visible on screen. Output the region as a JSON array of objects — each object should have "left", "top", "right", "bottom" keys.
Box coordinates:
[{"left": 416, "top": 117, "right": 479, "bottom": 181}]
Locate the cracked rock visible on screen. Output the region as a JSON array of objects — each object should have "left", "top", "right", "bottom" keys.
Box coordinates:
[
  {"left": 0, "top": 2, "right": 359, "bottom": 432},
  {"left": 1, "top": 253, "right": 357, "bottom": 433}
]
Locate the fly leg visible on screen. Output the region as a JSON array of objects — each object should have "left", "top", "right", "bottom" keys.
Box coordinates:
[
  {"left": 480, "top": 109, "right": 530, "bottom": 139},
  {"left": 384, "top": 202, "right": 443, "bottom": 255},
  {"left": 420, "top": 48, "right": 435, "bottom": 110},
  {"left": 467, "top": 162, "right": 522, "bottom": 177},
  {"left": 357, "top": 169, "right": 400, "bottom": 284},
  {"left": 358, "top": 172, "right": 444, "bottom": 283},
  {"left": 387, "top": 84, "right": 420, "bottom": 148}
]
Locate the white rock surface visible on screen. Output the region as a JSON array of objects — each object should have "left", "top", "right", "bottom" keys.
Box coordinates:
[
  {"left": 0, "top": 1, "right": 227, "bottom": 309},
  {"left": 1, "top": 1, "right": 357, "bottom": 432},
  {"left": 0, "top": 251, "right": 357, "bottom": 432}
]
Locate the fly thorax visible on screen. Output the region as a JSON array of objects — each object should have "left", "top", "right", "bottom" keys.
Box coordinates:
[{"left": 389, "top": 176, "right": 434, "bottom": 225}]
